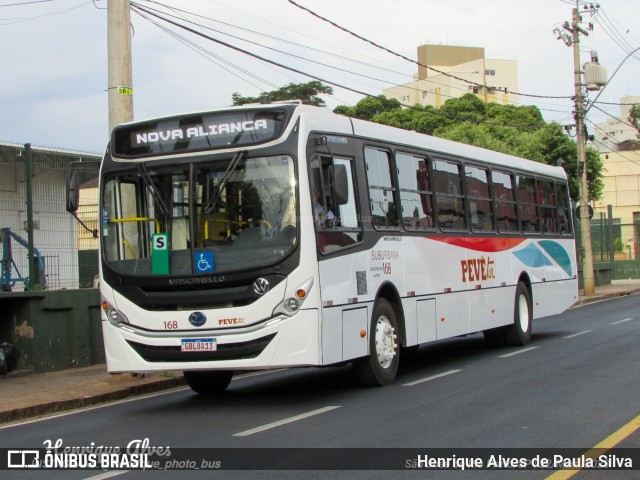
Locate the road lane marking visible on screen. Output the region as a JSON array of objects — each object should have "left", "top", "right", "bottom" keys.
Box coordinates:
[
  {"left": 402, "top": 369, "right": 461, "bottom": 387},
  {"left": 233, "top": 406, "right": 341, "bottom": 437},
  {"left": 0, "top": 370, "right": 287, "bottom": 430},
  {"left": 83, "top": 471, "right": 128, "bottom": 480},
  {"left": 545, "top": 412, "right": 640, "bottom": 480},
  {"left": 611, "top": 317, "right": 634, "bottom": 325},
  {"left": 563, "top": 330, "right": 593, "bottom": 339},
  {"left": 498, "top": 346, "right": 539, "bottom": 358}
]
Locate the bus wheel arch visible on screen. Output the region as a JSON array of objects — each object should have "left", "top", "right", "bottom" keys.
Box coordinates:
[
  {"left": 375, "top": 282, "right": 407, "bottom": 347},
  {"left": 484, "top": 274, "right": 532, "bottom": 347},
  {"left": 354, "top": 284, "right": 404, "bottom": 386}
]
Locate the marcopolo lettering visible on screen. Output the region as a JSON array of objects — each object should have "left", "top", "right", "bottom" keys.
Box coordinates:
[{"left": 135, "top": 119, "right": 269, "bottom": 145}]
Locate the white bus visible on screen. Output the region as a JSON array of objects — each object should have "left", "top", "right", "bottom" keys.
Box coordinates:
[{"left": 83, "top": 103, "right": 578, "bottom": 393}]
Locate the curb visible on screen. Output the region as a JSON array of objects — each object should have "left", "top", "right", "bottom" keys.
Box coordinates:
[
  {"left": 0, "top": 376, "right": 186, "bottom": 424},
  {"left": 574, "top": 288, "right": 640, "bottom": 307}
]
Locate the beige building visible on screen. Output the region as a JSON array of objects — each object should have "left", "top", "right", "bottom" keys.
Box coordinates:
[
  {"left": 592, "top": 143, "right": 640, "bottom": 260},
  {"left": 592, "top": 96, "right": 640, "bottom": 153},
  {"left": 383, "top": 44, "right": 519, "bottom": 107},
  {"left": 593, "top": 144, "right": 640, "bottom": 224}
]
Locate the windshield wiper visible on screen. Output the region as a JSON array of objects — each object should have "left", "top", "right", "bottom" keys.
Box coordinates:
[
  {"left": 203, "top": 150, "right": 247, "bottom": 215},
  {"left": 136, "top": 162, "right": 169, "bottom": 215}
]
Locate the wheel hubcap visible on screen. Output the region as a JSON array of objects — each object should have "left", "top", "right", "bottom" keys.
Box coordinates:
[
  {"left": 518, "top": 294, "right": 530, "bottom": 332},
  {"left": 374, "top": 315, "right": 397, "bottom": 369}
]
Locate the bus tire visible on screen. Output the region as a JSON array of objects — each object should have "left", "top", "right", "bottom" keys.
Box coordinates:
[
  {"left": 504, "top": 282, "right": 532, "bottom": 346},
  {"left": 354, "top": 298, "right": 399, "bottom": 386},
  {"left": 183, "top": 370, "right": 233, "bottom": 394}
]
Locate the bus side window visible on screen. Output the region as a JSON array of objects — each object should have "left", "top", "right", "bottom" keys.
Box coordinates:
[
  {"left": 555, "top": 182, "right": 572, "bottom": 234},
  {"left": 433, "top": 158, "right": 466, "bottom": 231},
  {"left": 539, "top": 179, "right": 556, "bottom": 234},
  {"left": 364, "top": 147, "right": 399, "bottom": 229},
  {"left": 465, "top": 165, "right": 494, "bottom": 231},
  {"left": 311, "top": 154, "right": 361, "bottom": 253},
  {"left": 516, "top": 175, "right": 540, "bottom": 233},
  {"left": 492, "top": 170, "right": 518, "bottom": 232},
  {"left": 396, "top": 152, "right": 434, "bottom": 230}
]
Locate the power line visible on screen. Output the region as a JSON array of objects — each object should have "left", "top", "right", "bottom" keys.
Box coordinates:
[
  {"left": 139, "top": 0, "right": 576, "bottom": 116},
  {"left": 0, "top": 0, "right": 53, "bottom": 7},
  {"left": 133, "top": 0, "right": 509, "bottom": 108},
  {"left": 143, "top": 0, "right": 414, "bottom": 82},
  {"left": 287, "top": 0, "right": 574, "bottom": 101},
  {"left": 0, "top": 0, "right": 92, "bottom": 25},
  {"left": 132, "top": 8, "right": 280, "bottom": 93},
  {"left": 129, "top": 2, "right": 555, "bottom": 132},
  {"left": 590, "top": 103, "right": 638, "bottom": 130},
  {"left": 595, "top": 7, "right": 640, "bottom": 63},
  {"left": 133, "top": 2, "right": 407, "bottom": 91}
]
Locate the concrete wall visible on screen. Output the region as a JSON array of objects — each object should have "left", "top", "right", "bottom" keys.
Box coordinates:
[{"left": 0, "top": 289, "right": 103, "bottom": 372}]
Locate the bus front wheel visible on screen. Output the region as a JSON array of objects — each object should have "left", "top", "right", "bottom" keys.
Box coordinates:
[
  {"left": 354, "top": 298, "right": 400, "bottom": 386},
  {"left": 183, "top": 370, "right": 233, "bottom": 394}
]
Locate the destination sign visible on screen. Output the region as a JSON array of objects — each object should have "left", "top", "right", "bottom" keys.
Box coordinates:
[{"left": 112, "top": 109, "right": 290, "bottom": 158}]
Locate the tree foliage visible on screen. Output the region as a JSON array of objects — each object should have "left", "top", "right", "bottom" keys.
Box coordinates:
[
  {"left": 629, "top": 105, "right": 640, "bottom": 139},
  {"left": 232, "top": 81, "right": 333, "bottom": 107},
  {"left": 334, "top": 93, "right": 604, "bottom": 201}
]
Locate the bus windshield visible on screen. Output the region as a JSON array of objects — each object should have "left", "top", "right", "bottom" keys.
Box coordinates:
[{"left": 102, "top": 155, "right": 297, "bottom": 277}]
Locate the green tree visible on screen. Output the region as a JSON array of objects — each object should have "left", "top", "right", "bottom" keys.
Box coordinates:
[
  {"left": 335, "top": 95, "right": 401, "bottom": 120},
  {"left": 629, "top": 104, "right": 640, "bottom": 139},
  {"left": 232, "top": 81, "right": 333, "bottom": 106},
  {"left": 372, "top": 104, "right": 444, "bottom": 135},
  {"left": 334, "top": 94, "right": 604, "bottom": 201}
]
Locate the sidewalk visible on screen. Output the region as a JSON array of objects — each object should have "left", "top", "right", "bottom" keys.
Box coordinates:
[{"left": 1, "top": 279, "right": 640, "bottom": 425}]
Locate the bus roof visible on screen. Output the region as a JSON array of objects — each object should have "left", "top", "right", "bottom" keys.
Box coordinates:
[
  {"left": 114, "top": 103, "right": 567, "bottom": 180},
  {"left": 292, "top": 104, "right": 567, "bottom": 181}
]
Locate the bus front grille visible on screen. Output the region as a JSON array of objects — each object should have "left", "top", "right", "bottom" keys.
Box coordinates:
[{"left": 126, "top": 333, "right": 276, "bottom": 363}]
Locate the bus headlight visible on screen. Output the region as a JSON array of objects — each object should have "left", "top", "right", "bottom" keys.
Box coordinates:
[
  {"left": 101, "top": 299, "right": 129, "bottom": 326},
  {"left": 285, "top": 297, "right": 300, "bottom": 313},
  {"left": 272, "top": 278, "right": 313, "bottom": 317}
]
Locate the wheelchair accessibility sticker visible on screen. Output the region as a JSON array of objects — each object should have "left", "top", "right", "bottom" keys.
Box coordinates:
[{"left": 195, "top": 250, "right": 215, "bottom": 273}]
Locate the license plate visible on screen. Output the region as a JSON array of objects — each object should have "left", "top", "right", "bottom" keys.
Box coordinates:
[{"left": 181, "top": 338, "right": 216, "bottom": 352}]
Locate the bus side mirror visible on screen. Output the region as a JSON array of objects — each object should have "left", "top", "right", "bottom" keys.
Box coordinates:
[
  {"left": 329, "top": 164, "right": 348, "bottom": 205},
  {"left": 66, "top": 171, "right": 79, "bottom": 213}
]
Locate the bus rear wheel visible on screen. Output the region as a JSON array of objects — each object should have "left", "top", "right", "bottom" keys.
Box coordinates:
[
  {"left": 504, "top": 282, "right": 532, "bottom": 346},
  {"left": 183, "top": 370, "right": 233, "bottom": 394},
  {"left": 483, "top": 282, "right": 532, "bottom": 347},
  {"left": 354, "top": 298, "right": 399, "bottom": 386}
]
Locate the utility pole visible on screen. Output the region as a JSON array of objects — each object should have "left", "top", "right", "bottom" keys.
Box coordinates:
[
  {"left": 557, "top": 5, "right": 596, "bottom": 296},
  {"left": 108, "top": 0, "right": 134, "bottom": 134}
]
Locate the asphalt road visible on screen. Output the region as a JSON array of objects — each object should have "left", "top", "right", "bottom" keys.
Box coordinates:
[{"left": 2, "top": 295, "right": 639, "bottom": 480}]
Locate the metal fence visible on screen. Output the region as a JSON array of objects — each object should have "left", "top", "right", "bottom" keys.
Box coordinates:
[
  {"left": 576, "top": 209, "right": 640, "bottom": 280},
  {"left": 0, "top": 143, "right": 100, "bottom": 291}
]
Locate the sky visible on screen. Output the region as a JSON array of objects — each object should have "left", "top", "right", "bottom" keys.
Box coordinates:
[{"left": 1, "top": 0, "right": 639, "bottom": 153}]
